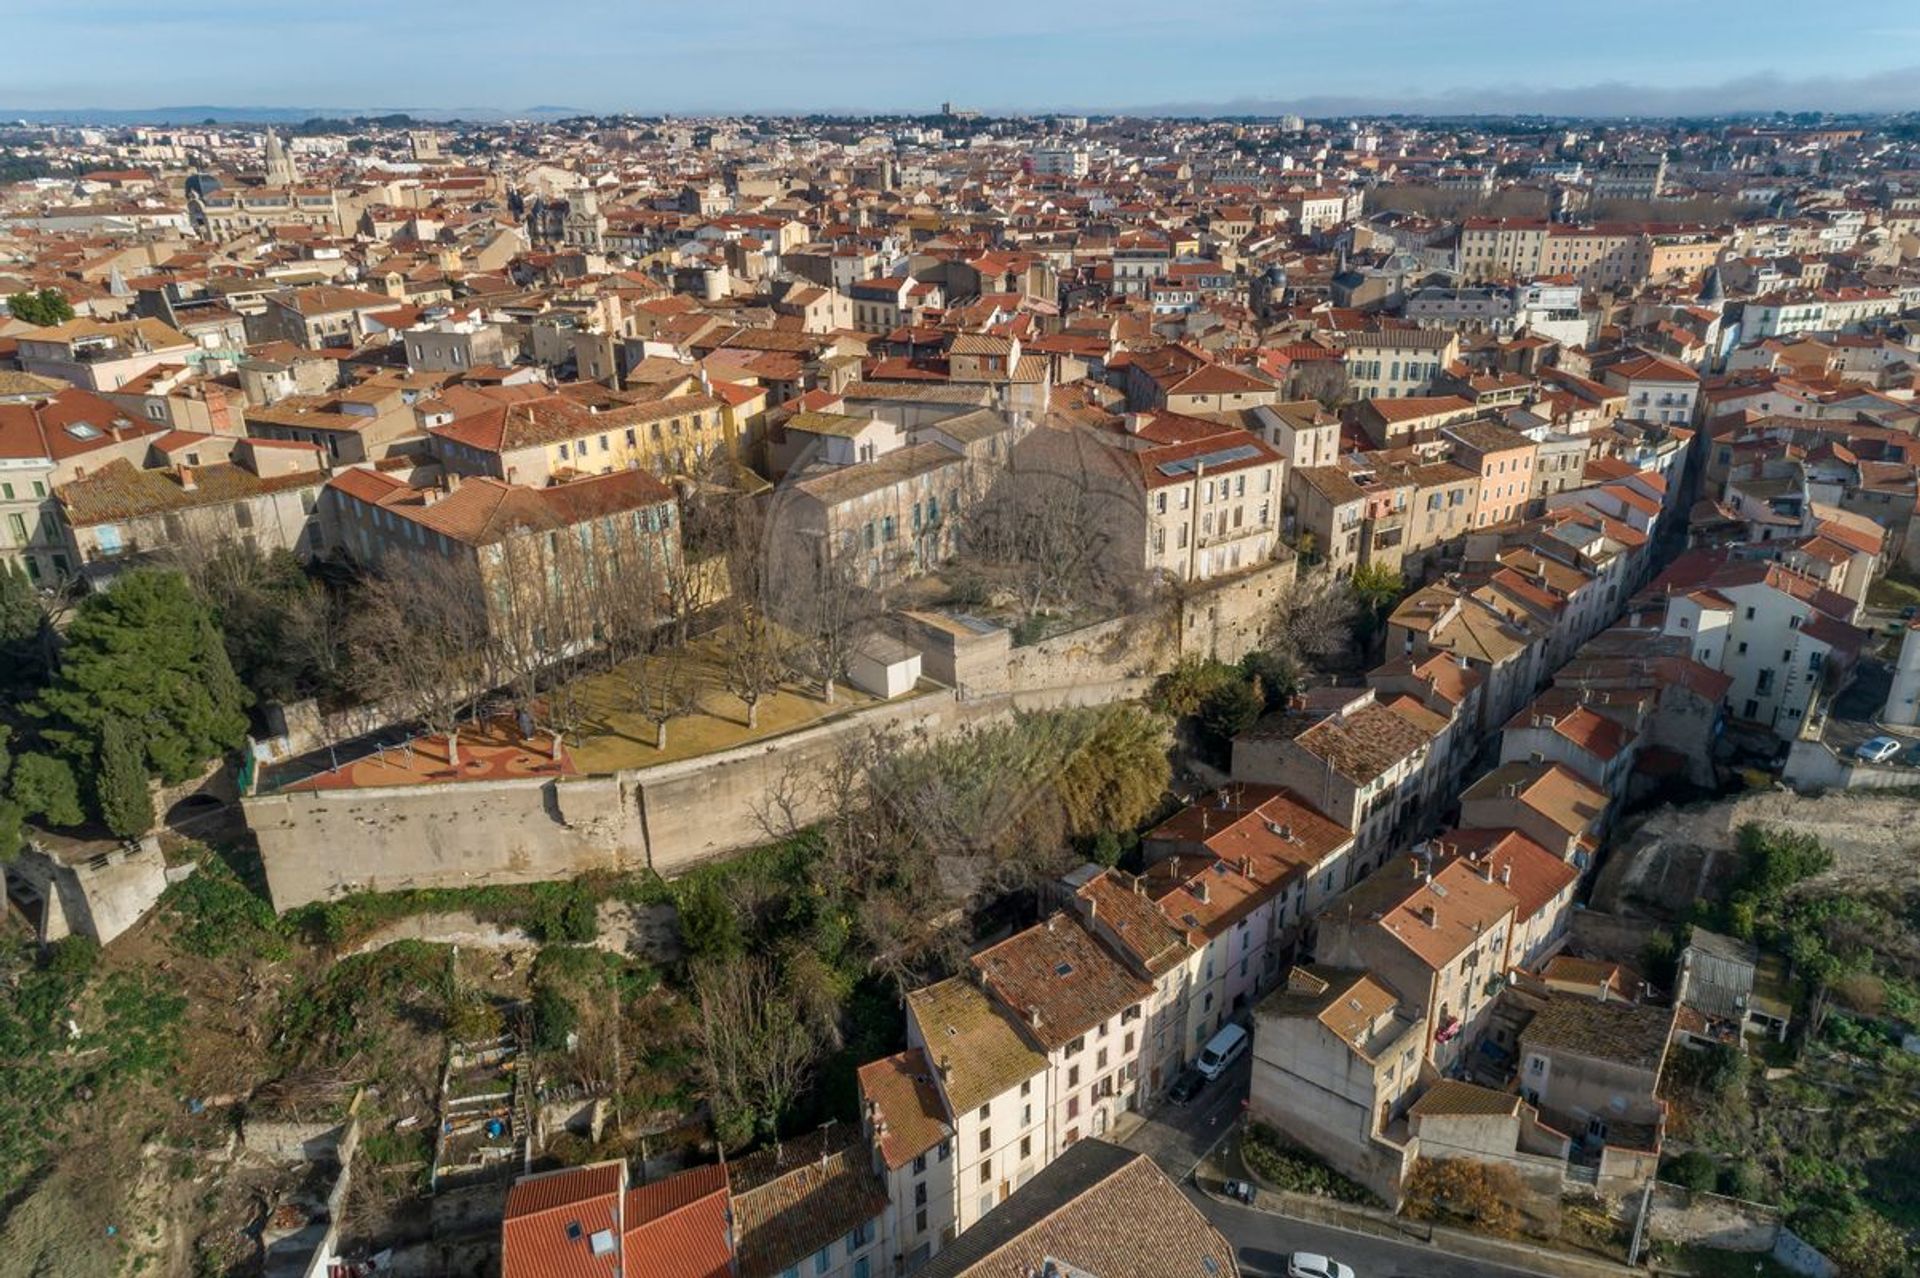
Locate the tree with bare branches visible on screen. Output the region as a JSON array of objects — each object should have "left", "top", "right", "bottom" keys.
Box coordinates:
[
  {"left": 953, "top": 423, "right": 1147, "bottom": 619},
  {"left": 718, "top": 603, "right": 786, "bottom": 730},
  {"left": 623, "top": 643, "right": 701, "bottom": 751},
  {"left": 1265, "top": 568, "right": 1359, "bottom": 669},
  {"left": 769, "top": 531, "right": 882, "bottom": 706},
  {"left": 691, "top": 953, "right": 828, "bottom": 1149},
  {"left": 348, "top": 555, "right": 492, "bottom": 762}
]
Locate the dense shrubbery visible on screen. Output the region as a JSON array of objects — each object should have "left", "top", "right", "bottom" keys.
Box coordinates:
[
  {"left": 163, "top": 848, "right": 289, "bottom": 961},
  {"left": 1401, "top": 1157, "right": 1524, "bottom": 1237},
  {"left": 1242, "top": 1123, "right": 1383, "bottom": 1206},
  {"left": 1150, "top": 652, "right": 1295, "bottom": 765}
]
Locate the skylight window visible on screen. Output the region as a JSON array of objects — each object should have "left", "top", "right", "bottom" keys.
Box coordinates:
[
  {"left": 65, "top": 421, "right": 102, "bottom": 440},
  {"left": 1054, "top": 962, "right": 1074, "bottom": 977},
  {"left": 565, "top": 1222, "right": 583, "bottom": 1241},
  {"left": 589, "top": 1230, "right": 616, "bottom": 1256}
]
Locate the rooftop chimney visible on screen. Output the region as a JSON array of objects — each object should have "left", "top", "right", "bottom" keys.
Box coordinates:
[
  {"left": 1419, "top": 904, "right": 1438, "bottom": 928},
  {"left": 177, "top": 465, "right": 197, "bottom": 492},
  {"left": 1500, "top": 864, "right": 1512, "bottom": 886}
]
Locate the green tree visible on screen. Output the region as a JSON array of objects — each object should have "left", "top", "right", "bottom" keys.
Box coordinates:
[
  {"left": 1828, "top": 1207, "right": 1911, "bottom": 1278},
  {"left": 0, "top": 561, "right": 48, "bottom": 689},
  {"left": 678, "top": 876, "right": 742, "bottom": 963},
  {"left": 1048, "top": 704, "right": 1171, "bottom": 838},
  {"left": 1198, "top": 676, "right": 1265, "bottom": 763},
  {"left": 35, "top": 569, "right": 250, "bottom": 784},
  {"left": 530, "top": 982, "right": 578, "bottom": 1052},
  {"left": 0, "top": 729, "right": 20, "bottom": 860},
  {"left": 96, "top": 716, "right": 154, "bottom": 839},
  {"left": 6, "top": 288, "right": 74, "bottom": 327},
  {"left": 9, "top": 753, "right": 84, "bottom": 828},
  {"left": 1351, "top": 562, "right": 1406, "bottom": 621},
  {"left": 1238, "top": 649, "right": 1297, "bottom": 711},
  {"left": 1661, "top": 1150, "right": 1718, "bottom": 1191}
]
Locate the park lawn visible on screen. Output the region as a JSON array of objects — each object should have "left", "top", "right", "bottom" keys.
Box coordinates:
[{"left": 563, "top": 636, "right": 924, "bottom": 772}]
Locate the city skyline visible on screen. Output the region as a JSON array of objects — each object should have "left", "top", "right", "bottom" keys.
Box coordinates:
[{"left": 7, "top": 0, "right": 1920, "bottom": 117}]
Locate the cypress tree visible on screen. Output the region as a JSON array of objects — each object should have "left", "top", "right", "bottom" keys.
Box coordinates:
[{"left": 97, "top": 717, "right": 154, "bottom": 839}]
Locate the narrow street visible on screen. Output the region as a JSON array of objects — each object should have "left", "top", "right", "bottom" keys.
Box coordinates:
[{"left": 1190, "top": 1192, "right": 1553, "bottom": 1278}]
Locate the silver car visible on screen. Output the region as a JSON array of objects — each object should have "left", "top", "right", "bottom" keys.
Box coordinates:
[{"left": 1286, "top": 1253, "right": 1356, "bottom": 1278}]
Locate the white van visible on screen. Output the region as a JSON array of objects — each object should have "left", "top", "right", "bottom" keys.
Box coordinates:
[{"left": 1195, "top": 1023, "right": 1248, "bottom": 1080}]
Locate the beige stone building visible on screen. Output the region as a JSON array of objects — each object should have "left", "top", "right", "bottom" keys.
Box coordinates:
[{"left": 56, "top": 439, "right": 327, "bottom": 582}]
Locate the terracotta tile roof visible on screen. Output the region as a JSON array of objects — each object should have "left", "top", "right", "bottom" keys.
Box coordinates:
[
  {"left": 905, "top": 978, "right": 1046, "bottom": 1115},
  {"left": 972, "top": 913, "right": 1152, "bottom": 1052},
  {"left": 1289, "top": 698, "right": 1436, "bottom": 786},
  {"left": 1365, "top": 394, "right": 1474, "bottom": 424},
  {"left": 623, "top": 1164, "right": 732, "bottom": 1278},
  {"left": 1255, "top": 965, "right": 1407, "bottom": 1061},
  {"left": 1074, "top": 869, "right": 1195, "bottom": 975},
  {"left": 1410, "top": 1078, "right": 1523, "bottom": 1119},
  {"left": 1145, "top": 784, "right": 1351, "bottom": 872},
  {"left": 857, "top": 1049, "right": 951, "bottom": 1170},
  {"left": 1506, "top": 702, "right": 1632, "bottom": 764},
  {"left": 503, "top": 1162, "right": 624, "bottom": 1278},
  {"left": 58, "top": 457, "right": 321, "bottom": 526},
  {"left": 269, "top": 285, "right": 396, "bottom": 316},
  {"left": 914, "top": 1142, "right": 1237, "bottom": 1278},
  {"left": 789, "top": 441, "right": 965, "bottom": 507},
  {"left": 0, "top": 388, "right": 163, "bottom": 464},
  {"left": 1461, "top": 761, "right": 1607, "bottom": 839},
  {"left": 1327, "top": 855, "right": 1517, "bottom": 973},
  {"left": 1520, "top": 992, "right": 1675, "bottom": 1073},
  {"left": 1434, "top": 828, "right": 1577, "bottom": 923},
  {"left": 730, "top": 1124, "right": 888, "bottom": 1278}
]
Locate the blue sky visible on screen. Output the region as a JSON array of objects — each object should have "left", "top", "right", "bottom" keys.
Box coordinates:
[{"left": 5, "top": 0, "right": 1919, "bottom": 115}]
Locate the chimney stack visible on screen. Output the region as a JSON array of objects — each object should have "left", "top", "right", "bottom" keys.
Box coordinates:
[
  {"left": 1500, "top": 864, "right": 1512, "bottom": 886},
  {"left": 177, "top": 465, "right": 196, "bottom": 492},
  {"left": 1420, "top": 904, "right": 1437, "bottom": 928}
]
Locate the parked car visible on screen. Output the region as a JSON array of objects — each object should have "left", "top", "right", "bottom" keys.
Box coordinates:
[
  {"left": 1221, "top": 1178, "right": 1256, "bottom": 1204},
  {"left": 1902, "top": 743, "right": 1920, "bottom": 768},
  {"left": 1285, "top": 1253, "right": 1356, "bottom": 1278},
  {"left": 1855, "top": 735, "right": 1903, "bottom": 764},
  {"left": 1168, "top": 1068, "right": 1204, "bottom": 1104},
  {"left": 1196, "top": 1023, "right": 1249, "bottom": 1080}
]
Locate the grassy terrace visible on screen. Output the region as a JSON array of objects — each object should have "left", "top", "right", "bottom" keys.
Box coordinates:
[{"left": 563, "top": 636, "right": 939, "bottom": 773}]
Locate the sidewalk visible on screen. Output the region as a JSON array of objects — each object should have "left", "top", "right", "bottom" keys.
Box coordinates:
[{"left": 1197, "top": 1127, "right": 1644, "bottom": 1278}]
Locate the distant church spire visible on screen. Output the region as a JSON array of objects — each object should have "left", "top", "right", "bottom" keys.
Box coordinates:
[
  {"left": 263, "top": 128, "right": 297, "bottom": 188},
  {"left": 1697, "top": 264, "right": 1725, "bottom": 306}
]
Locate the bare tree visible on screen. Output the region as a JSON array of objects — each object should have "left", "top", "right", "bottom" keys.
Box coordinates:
[
  {"left": 717, "top": 602, "right": 786, "bottom": 730},
  {"left": 348, "top": 555, "right": 492, "bottom": 761},
  {"left": 691, "top": 954, "right": 826, "bottom": 1149},
  {"left": 769, "top": 532, "right": 881, "bottom": 706},
  {"left": 665, "top": 466, "right": 758, "bottom": 641},
  {"left": 623, "top": 642, "right": 701, "bottom": 750},
  {"left": 1266, "top": 569, "right": 1359, "bottom": 667},
  {"left": 954, "top": 423, "right": 1146, "bottom": 618}
]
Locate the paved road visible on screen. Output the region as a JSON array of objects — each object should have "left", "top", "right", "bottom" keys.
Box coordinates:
[
  {"left": 1190, "top": 1189, "right": 1554, "bottom": 1278},
  {"left": 1119, "top": 1053, "right": 1252, "bottom": 1178}
]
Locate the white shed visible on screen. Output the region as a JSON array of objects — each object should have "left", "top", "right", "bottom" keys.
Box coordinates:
[{"left": 848, "top": 633, "right": 922, "bottom": 699}]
